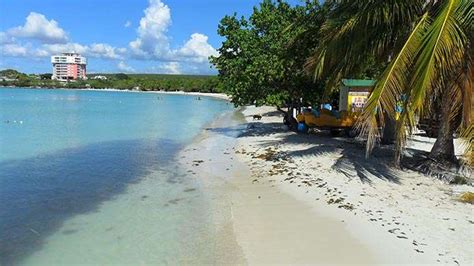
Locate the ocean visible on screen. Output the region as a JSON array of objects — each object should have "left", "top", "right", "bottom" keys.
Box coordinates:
[{"left": 0, "top": 88, "right": 233, "bottom": 265}]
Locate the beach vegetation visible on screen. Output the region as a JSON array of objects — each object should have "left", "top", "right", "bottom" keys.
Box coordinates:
[
  {"left": 213, "top": 0, "right": 472, "bottom": 178},
  {"left": 0, "top": 69, "right": 28, "bottom": 79},
  {"left": 0, "top": 71, "right": 221, "bottom": 93},
  {"left": 302, "top": 0, "right": 473, "bottom": 169},
  {"left": 114, "top": 73, "right": 130, "bottom": 80},
  {"left": 210, "top": 0, "right": 329, "bottom": 108},
  {"left": 459, "top": 192, "right": 474, "bottom": 204}
]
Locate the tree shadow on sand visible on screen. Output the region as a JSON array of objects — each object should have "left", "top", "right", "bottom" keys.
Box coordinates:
[
  {"left": 259, "top": 110, "right": 285, "bottom": 117},
  {"left": 206, "top": 122, "right": 287, "bottom": 138},
  {"left": 239, "top": 122, "right": 288, "bottom": 137},
  {"left": 238, "top": 123, "right": 401, "bottom": 184}
]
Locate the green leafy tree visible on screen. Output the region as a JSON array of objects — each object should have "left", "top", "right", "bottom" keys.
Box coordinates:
[
  {"left": 114, "top": 73, "right": 130, "bottom": 80},
  {"left": 0, "top": 69, "right": 25, "bottom": 79},
  {"left": 211, "top": 0, "right": 328, "bottom": 108},
  {"left": 40, "top": 73, "right": 52, "bottom": 80}
]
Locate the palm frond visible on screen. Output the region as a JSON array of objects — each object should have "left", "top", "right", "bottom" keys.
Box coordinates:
[
  {"left": 306, "top": 0, "right": 424, "bottom": 96},
  {"left": 356, "top": 13, "right": 430, "bottom": 157},
  {"left": 394, "top": 0, "right": 470, "bottom": 161},
  {"left": 450, "top": 58, "right": 473, "bottom": 127},
  {"left": 408, "top": 0, "right": 466, "bottom": 115}
]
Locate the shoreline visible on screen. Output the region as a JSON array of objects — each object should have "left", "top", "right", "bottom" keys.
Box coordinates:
[
  {"left": 0, "top": 86, "right": 231, "bottom": 101},
  {"left": 179, "top": 105, "right": 473, "bottom": 264},
  {"left": 178, "top": 107, "right": 375, "bottom": 264}
]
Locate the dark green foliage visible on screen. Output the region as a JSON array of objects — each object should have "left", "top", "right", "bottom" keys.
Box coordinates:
[
  {"left": 211, "top": 0, "right": 329, "bottom": 107},
  {"left": 0, "top": 69, "right": 28, "bottom": 79},
  {"left": 450, "top": 176, "right": 469, "bottom": 185},
  {"left": 114, "top": 73, "right": 129, "bottom": 80},
  {"left": 0, "top": 70, "right": 221, "bottom": 93},
  {"left": 40, "top": 73, "right": 52, "bottom": 80}
]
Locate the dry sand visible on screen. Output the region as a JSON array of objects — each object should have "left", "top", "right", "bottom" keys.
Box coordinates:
[{"left": 179, "top": 106, "right": 473, "bottom": 265}]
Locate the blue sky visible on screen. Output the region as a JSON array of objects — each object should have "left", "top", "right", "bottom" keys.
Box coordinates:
[{"left": 0, "top": 0, "right": 300, "bottom": 75}]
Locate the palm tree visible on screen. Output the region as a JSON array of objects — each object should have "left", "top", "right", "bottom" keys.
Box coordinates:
[{"left": 306, "top": 0, "right": 473, "bottom": 166}]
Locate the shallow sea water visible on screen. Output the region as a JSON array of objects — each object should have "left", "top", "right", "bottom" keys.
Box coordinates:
[{"left": 0, "top": 88, "right": 232, "bottom": 265}]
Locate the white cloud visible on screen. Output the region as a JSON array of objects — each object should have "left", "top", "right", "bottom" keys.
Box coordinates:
[
  {"left": 129, "top": 0, "right": 217, "bottom": 66},
  {"left": 1, "top": 3, "right": 217, "bottom": 75},
  {"left": 1, "top": 12, "right": 125, "bottom": 60},
  {"left": 175, "top": 33, "right": 218, "bottom": 63},
  {"left": 88, "top": 43, "right": 124, "bottom": 59},
  {"left": 40, "top": 42, "right": 87, "bottom": 55},
  {"left": 38, "top": 43, "right": 125, "bottom": 59},
  {"left": 1, "top": 43, "right": 28, "bottom": 57},
  {"left": 129, "top": 0, "right": 171, "bottom": 59},
  {"left": 7, "top": 12, "right": 68, "bottom": 43},
  {"left": 117, "top": 47, "right": 127, "bottom": 54},
  {"left": 0, "top": 32, "right": 15, "bottom": 44},
  {"left": 1, "top": 11, "right": 125, "bottom": 60},
  {"left": 117, "top": 61, "right": 135, "bottom": 72},
  {"left": 162, "top": 62, "right": 181, "bottom": 74},
  {"left": 150, "top": 61, "right": 216, "bottom": 75},
  {"left": 2, "top": 42, "right": 126, "bottom": 60},
  {"left": 32, "top": 49, "right": 50, "bottom": 57}
]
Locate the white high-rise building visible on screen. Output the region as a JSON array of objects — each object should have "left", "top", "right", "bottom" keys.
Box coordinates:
[{"left": 51, "top": 53, "right": 87, "bottom": 80}]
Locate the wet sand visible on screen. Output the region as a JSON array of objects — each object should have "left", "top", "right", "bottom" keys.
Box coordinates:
[{"left": 178, "top": 110, "right": 376, "bottom": 264}]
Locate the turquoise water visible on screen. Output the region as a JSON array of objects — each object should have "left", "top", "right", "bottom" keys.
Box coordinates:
[{"left": 0, "top": 88, "right": 232, "bottom": 265}]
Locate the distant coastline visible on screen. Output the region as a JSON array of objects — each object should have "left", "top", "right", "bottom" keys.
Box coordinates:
[
  {"left": 0, "top": 85, "right": 231, "bottom": 101},
  {"left": 0, "top": 70, "right": 222, "bottom": 96}
]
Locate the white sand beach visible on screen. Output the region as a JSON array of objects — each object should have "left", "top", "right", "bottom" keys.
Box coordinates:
[
  {"left": 51, "top": 87, "right": 231, "bottom": 101},
  {"left": 146, "top": 90, "right": 230, "bottom": 101},
  {"left": 180, "top": 106, "right": 473, "bottom": 265}
]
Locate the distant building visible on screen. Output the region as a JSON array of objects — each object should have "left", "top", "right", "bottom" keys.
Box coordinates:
[
  {"left": 90, "top": 75, "right": 107, "bottom": 80},
  {"left": 339, "top": 79, "right": 375, "bottom": 112},
  {"left": 51, "top": 52, "right": 87, "bottom": 80},
  {"left": 0, "top": 76, "right": 17, "bottom": 82}
]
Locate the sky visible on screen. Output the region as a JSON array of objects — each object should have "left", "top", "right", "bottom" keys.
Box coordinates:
[{"left": 0, "top": 0, "right": 300, "bottom": 75}]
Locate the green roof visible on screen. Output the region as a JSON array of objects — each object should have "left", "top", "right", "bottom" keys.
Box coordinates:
[{"left": 342, "top": 79, "right": 376, "bottom": 87}]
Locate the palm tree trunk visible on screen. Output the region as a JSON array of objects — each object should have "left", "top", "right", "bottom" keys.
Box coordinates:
[
  {"left": 381, "top": 112, "right": 396, "bottom": 144},
  {"left": 429, "top": 94, "right": 457, "bottom": 163}
]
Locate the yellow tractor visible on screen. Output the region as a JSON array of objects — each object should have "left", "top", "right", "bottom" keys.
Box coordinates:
[{"left": 296, "top": 79, "right": 375, "bottom": 137}]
